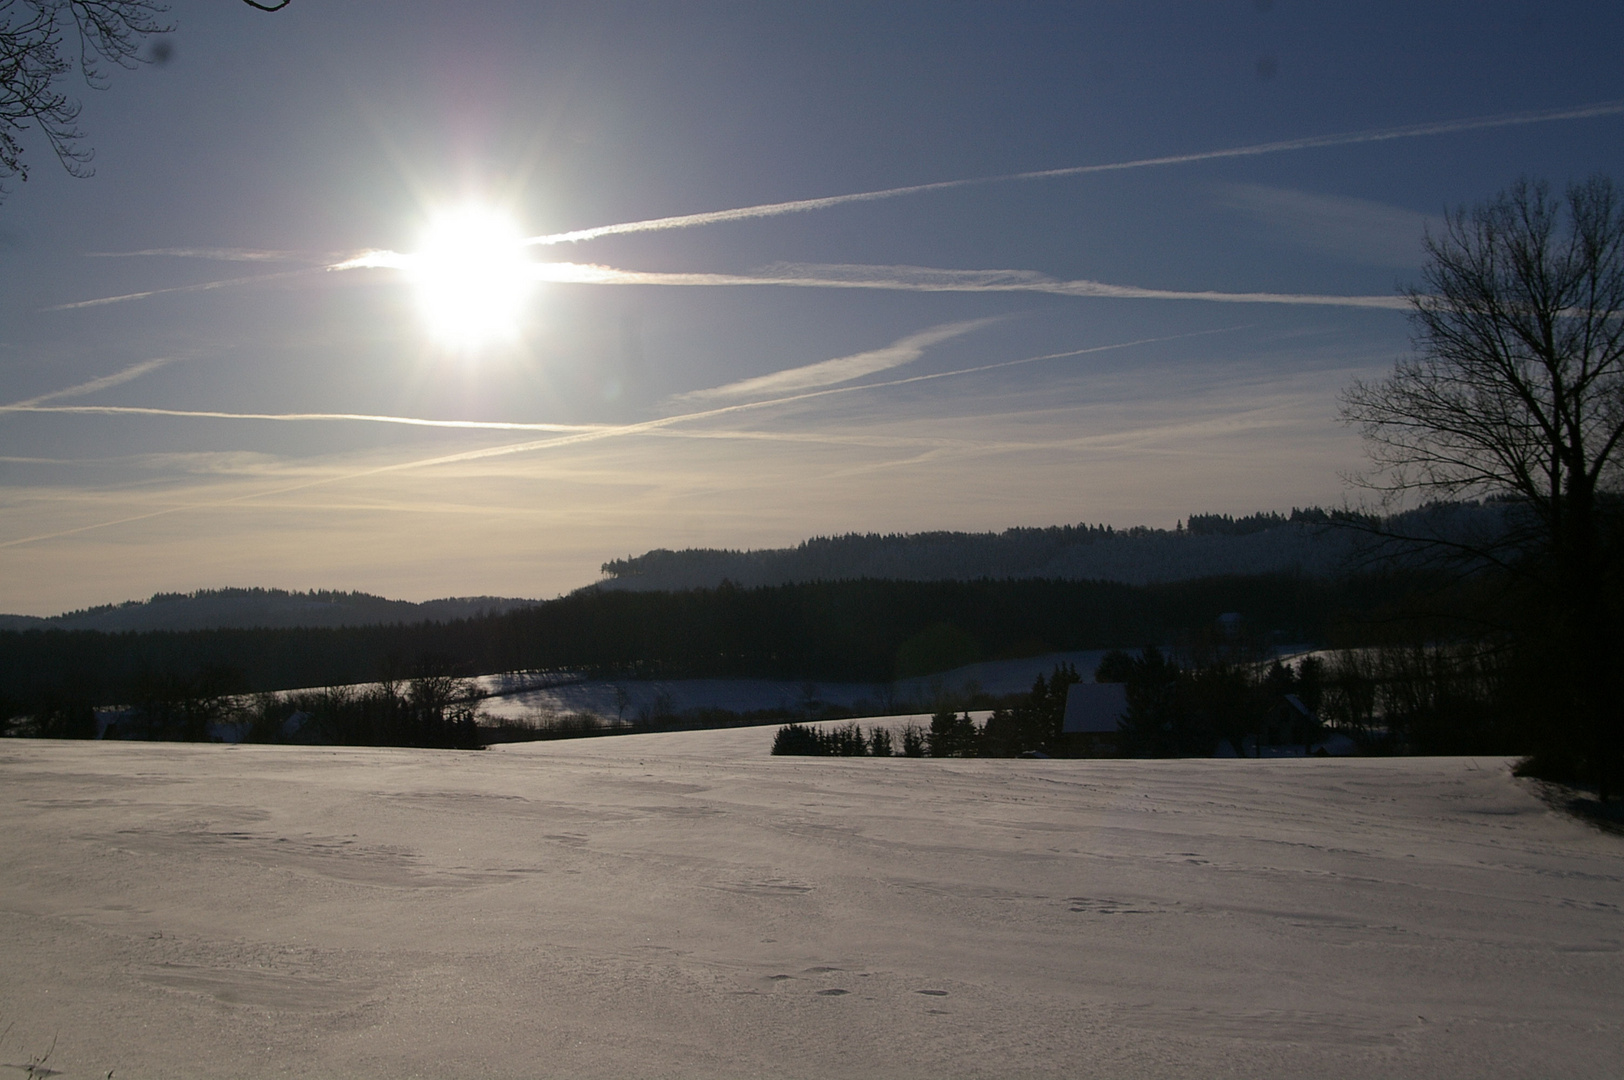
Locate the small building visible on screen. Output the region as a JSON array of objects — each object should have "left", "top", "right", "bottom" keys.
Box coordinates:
[
  {"left": 1238, "top": 693, "right": 1358, "bottom": 757},
  {"left": 1062, "top": 682, "right": 1128, "bottom": 757}
]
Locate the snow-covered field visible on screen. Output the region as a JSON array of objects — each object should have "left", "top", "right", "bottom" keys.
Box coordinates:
[{"left": 2, "top": 732, "right": 1619, "bottom": 1078}]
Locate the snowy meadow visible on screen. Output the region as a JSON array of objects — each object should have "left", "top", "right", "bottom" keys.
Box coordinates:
[{"left": 2, "top": 729, "right": 1619, "bottom": 1078}]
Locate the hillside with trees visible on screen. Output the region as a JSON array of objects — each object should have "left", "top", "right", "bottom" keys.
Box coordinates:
[
  {"left": 596, "top": 504, "right": 1508, "bottom": 592},
  {"left": 0, "top": 588, "right": 539, "bottom": 633},
  {"left": 0, "top": 571, "right": 1430, "bottom": 723}
]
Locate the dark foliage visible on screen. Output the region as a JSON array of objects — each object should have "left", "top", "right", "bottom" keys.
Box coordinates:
[
  {"left": 0, "top": 573, "right": 1425, "bottom": 717},
  {"left": 1093, "top": 649, "right": 1133, "bottom": 683},
  {"left": 771, "top": 723, "right": 823, "bottom": 755},
  {"left": 1116, "top": 647, "right": 1194, "bottom": 756},
  {"left": 597, "top": 507, "right": 1411, "bottom": 590},
  {"left": 0, "top": 688, "right": 94, "bottom": 738},
  {"left": 927, "top": 709, "right": 978, "bottom": 757},
  {"left": 771, "top": 721, "right": 869, "bottom": 756},
  {"left": 979, "top": 664, "right": 1079, "bottom": 757},
  {"left": 1111, "top": 647, "right": 1329, "bottom": 758},
  {"left": 113, "top": 664, "right": 246, "bottom": 742},
  {"left": 1342, "top": 176, "right": 1624, "bottom": 795},
  {"left": 245, "top": 674, "right": 482, "bottom": 750},
  {"left": 1316, "top": 641, "right": 1526, "bottom": 756}
]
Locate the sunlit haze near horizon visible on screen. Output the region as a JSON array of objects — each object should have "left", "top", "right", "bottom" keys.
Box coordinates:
[{"left": 3, "top": 1, "right": 1623, "bottom": 615}]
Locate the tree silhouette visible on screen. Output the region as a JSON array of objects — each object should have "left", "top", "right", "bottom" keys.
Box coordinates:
[
  {"left": 1342, "top": 177, "right": 1624, "bottom": 794},
  {"left": 2, "top": 1, "right": 287, "bottom": 200}
]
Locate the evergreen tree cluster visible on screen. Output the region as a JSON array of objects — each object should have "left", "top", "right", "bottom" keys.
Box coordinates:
[
  {"left": 978, "top": 664, "right": 1080, "bottom": 756},
  {"left": 770, "top": 665, "right": 1082, "bottom": 759},
  {"left": 1102, "top": 639, "right": 1532, "bottom": 758},
  {"left": 771, "top": 721, "right": 898, "bottom": 756},
  {"left": 1103, "top": 647, "right": 1322, "bottom": 757}
]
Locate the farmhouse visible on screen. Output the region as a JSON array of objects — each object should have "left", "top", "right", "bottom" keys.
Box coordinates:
[{"left": 1061, "top": 681, "right": 1128, "bottom": 757}]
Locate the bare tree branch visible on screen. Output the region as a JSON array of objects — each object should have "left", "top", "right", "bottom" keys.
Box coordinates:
[
  {"left": 0, "top": 0, "right": 284, "bottom": 200},
  {"left": 1340, "top": 175, "right": 1624, "bottom": 794}
]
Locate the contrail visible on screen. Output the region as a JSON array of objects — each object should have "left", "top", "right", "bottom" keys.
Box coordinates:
[
  {"left": 5, "top": 405, "right": 603, "bottom": 433},
  {"left": 45, "top": 268, "right": 321, "bottom": 311},
  {"left": 86, "top": 247, "right": 327, "bottom": 263},
  {"left": 0, "top": 328, "right": 1236, "bottom": 549},
  {"left": 675, "top": 317, "right": 1000, "bottom": 403},
  {"left": 528, "top": 260, "right": 1411, "bottom": 309},
  {"left": 17, "top": 322, "right": 994, "bottom": 428},
  {"left": 53, "top": 98, "right": 1624, "bottom": 311},
  {"left": 523, "top": 100, "right": 1624, "bottom": 246},
  {"left": 0, "top": 356, "right": 183, "bottom": 411},
  {"left": 52, "top": 254, "right": 1411, "bottom": 311}
]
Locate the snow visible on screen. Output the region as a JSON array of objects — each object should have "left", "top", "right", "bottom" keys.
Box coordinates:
[
  {"left": 1062, "top": 681, "right": 1129, "bottom": 733},
  {"left": 1, "top": 733, "right": 1620, "bottom": 1078}
]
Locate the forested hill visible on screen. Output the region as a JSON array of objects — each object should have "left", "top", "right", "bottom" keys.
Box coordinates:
[
  {"left": 0, "top": 573, "right": 1428, "bottom": 704},
  {"left": 0, "top": 589, "right": 539, "bottom": 633},
  {"left": 595, "top": 505, "right": 1507, "bottom": 592}
]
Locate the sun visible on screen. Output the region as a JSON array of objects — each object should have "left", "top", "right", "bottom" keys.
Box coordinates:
[{"left": 411, "top": 205, "right": 533, "bottom": 351}]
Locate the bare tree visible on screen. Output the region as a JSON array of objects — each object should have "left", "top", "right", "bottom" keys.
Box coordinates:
[
  {"left": 1341, "top": 176, "right": 1624, "bottom": 794},
  {"left": 1, "top": 0, "right": 287, "bottom": 200}
]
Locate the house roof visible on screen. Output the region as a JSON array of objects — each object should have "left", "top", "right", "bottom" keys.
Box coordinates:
[{"left": 1062, "top": 682, "right": 1128, "bottom": 734}]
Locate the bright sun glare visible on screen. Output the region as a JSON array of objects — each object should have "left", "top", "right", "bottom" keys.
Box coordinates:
[{"left": 411, "top": 206, "right": 533, "bottom": 351}]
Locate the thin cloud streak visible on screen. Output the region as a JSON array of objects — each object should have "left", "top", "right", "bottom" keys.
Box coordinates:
[
  {"left": 1, "top": 356, "right": 183, "bottom": 410},
  {"left": 6, "top": 405, "right": 603, "bottom": 433},
  {"left": 0, "top": 329, "right": 1234, "bottom": 549},
  {"left": 531, "top": 260, "right": 1411, "bottom": 309},
  {"left": 2, "top": 383, "right": 1325, "bottom": 537},
  {"left": 524, "top": 100, "right": 1624, "bottom": 246},
  {"left": 675, "top": 318, "right": 999, "bottom": 403},
  {"left": 1219, "top": 184, "right": 1436, "bottom": 267},
  {"left": 59, "top": 101, "right": 1616, "bottom": 314},
  {"left": 55, "top": 255, "right": 1409, "bottom": 312},
  {"left": 87, "top": 248, "right": 327, "bottom": 263},
  {"left": 45, "top": 268, "right": 320, "bottom": 311}
]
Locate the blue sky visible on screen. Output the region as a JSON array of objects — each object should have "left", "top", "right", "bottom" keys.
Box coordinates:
[{"left": 3, "top": 1, "right": 1623, "bottom": 614}]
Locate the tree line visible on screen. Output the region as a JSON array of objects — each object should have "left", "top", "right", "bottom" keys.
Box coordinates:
[
  {"left": 772, "top": 665, "right": 1081, "bottom": 759},
  {"left": 0, "top": 571, "right": 1426, "bottom": 724},
  {"left": 769, "top": 638, "right": 1542, "bottom": 762}
]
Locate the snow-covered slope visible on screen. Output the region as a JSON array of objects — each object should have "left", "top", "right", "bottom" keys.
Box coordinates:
[{"left": 3, "top": 736, "right": 1617, "bottom": 1078}]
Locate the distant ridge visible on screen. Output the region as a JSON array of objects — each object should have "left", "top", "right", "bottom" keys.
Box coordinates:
[
  {"left": 593, "top": 504, "right": 1510, "bottom": 592},
  {"left": 0, "top": 588, "right": 540, "bottom": 633}
]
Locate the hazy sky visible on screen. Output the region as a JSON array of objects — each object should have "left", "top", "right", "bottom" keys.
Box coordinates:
[{"left": 3, "top": 1, "right": 1623, "bottom": 614}]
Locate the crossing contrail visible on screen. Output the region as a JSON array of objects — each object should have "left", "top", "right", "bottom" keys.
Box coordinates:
[
  {"left": 55, "top": 101, "right": 1620, "bottom": 313},
  {"left": 0, "top": 327, "right": 1237, "bottom": 549},
  {"left": 52, "top": 253, "right": 1408, "bottom": 311},
  {"left": 522, "top": 100, "right": 1624, "bottom": 246}
]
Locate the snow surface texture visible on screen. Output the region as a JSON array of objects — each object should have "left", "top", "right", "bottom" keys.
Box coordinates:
[{"left": 1, "top": 735, "right": 1619, "bottom": 1078}]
